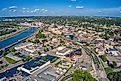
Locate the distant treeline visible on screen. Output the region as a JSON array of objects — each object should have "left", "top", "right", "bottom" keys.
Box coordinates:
[{"left": 1, "top": 16, "right": 121, "bottom": 26}]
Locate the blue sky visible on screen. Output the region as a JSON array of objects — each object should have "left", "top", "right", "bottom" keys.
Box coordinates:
[{"left": 0, "top": 0, "right": 121, "bottom": 17}]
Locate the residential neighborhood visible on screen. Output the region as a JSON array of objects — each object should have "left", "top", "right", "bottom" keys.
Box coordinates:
[{"left": 0, "top": 14, "right": 121, "bottom": 81}]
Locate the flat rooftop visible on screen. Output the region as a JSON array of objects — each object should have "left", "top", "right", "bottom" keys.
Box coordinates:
[
  {"left": 0, "top": 54, "right": 56, "bottom": 80},
  {"left": 58, "top": 48, "right": 70, "bottom": 53},
  {"left": 35, "top": 66, "right": 59, "bottom": 81}
]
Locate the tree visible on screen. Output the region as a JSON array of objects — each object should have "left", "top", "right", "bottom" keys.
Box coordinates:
[
  {"left": 105, "top": 67, "right": 113, "bottom": 75},
  {"left": 9, "top": 48, "right": 15, "bottom": 52},
  {"left": 99, "top": 33, "right": 110, "bottom": 40},
  {"left": 28, "top": 39, "right": 31, "bottom": 42},
  {"left": 68, "top": 69, "right": 97, "bottom": 81},
  {"left": 50, "top": 46, "right": 54, "bottom": 49},
  {"left": 36, "top": 31, "right": 46, "bottom": 39},
  {"left": 108, "top": 71, "right": 121, "bottom": 81},
  {"left": 99, "top": 54, "right": 107, "bottom": 62},
  {"left": 38, "top": 52, "right": 42, "bottom": 55},
  {"left": 53, "top": 24, "right": 58, "bottom": 28},
  {"left": 112, "top": 61, "right": 117, "bottom": 68},
  {"left": 22, "top": 56, "right": 32, "bottom": 62},
  {"left": 33, "top": 39, "right": 40, "bottom": 44},
  {"left": 42, "top": 38, "right": 46, "bottom": 43},
  {"left": 2, "top": 50, "right": 7, "bottom": 56}
]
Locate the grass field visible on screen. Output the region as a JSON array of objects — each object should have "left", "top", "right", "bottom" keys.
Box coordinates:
[{"left": 4, "top": 56, "right": 18, "bottom": 64}]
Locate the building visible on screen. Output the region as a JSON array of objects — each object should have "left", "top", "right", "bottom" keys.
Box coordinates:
[
  {"left": 64, "top": 48, "right": 82, "bottom": 62},
  {"left": 18, "top": 61, "right": 50, "bottom": 74},
  {"left": 106, "top": 48, "right": 119, "bottom": 56},
  {"left": 15, "top": 43, "right": 33, "bottom": 50},
  {"left": 15, "top": 43, "right": 41, "bottom": 56},
  {"left": 56, "top": 46, "right": 73, "bottom": 56}
]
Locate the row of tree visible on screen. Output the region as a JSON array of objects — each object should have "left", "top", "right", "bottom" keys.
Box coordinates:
[
  {"left": 32, "top": 16, "right": 121, "bottom": 26},
  {"left": 0, "top": 29, "right": 16, "bottom": 36}
]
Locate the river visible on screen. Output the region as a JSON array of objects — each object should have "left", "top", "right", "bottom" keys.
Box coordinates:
[{"left": 0, "top": 27, "right": 37, "bottom": 50}]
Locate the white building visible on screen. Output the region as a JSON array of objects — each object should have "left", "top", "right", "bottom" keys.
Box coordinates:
[
  {"left": 15, "top": 43, "right": 33, "bottom": 50},
  {"left": 18, "top": 61, "right": 50, "bottom": 74},
  {"left": 56, "top": 46, "right": 73, "bottom": 56}
]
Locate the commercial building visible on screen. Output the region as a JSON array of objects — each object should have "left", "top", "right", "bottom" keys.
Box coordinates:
[
  {"left": 56, "top": 46, "right": 73, "bottom": 56},
  {"left": 64, "top": 48, "right": 82, "bottom": 62},
  {"left": 18, "top": 61, "right": 50, "bottom": 74}
]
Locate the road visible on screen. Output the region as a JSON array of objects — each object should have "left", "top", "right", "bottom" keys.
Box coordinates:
[
  {"left": 61, "top": 74, "right": 72, "bottom": 81},
  {"left": 0, "top": 60, "right": 23, "bottom": 73},
  {"left": 59, "top": 35, "right": 108, "bottom": 81},
  {"left": 74, "top": 41, "right": 108, "bottom": 81},
  {"left": 81, "top": 45, "right": 108, "bottom": 81}
]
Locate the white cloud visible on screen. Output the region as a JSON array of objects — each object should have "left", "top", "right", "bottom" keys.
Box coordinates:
[
  {"left": 76, "top": 6, "right": 84, "bottom": 9},
  {"left": 30, "top": 11, "right": 34, "bottom": 13},
  {"left": 70, "top": 0, "right": 76, "bottom": 1},
  {"left": 9, "top": 9, "right": 16, "bottom": 12},
  {"left": 13, "top": 10, "right": 16, "bottom": 12},
  {"left": 22, "top": 8, "right": 26, "bottom": 10},
  {"left": 34, "top": 9, "right": 40, "bottom": 12},
  {"left": 22, "top": 8, "right": 29, "bottom": 10},
  {"left": 68, "top": 5, "right": 72, "bottom": 8},
  {"left": 35, "top": 9, "right": 40, "bottom": 11},
  {"left": 44, "top": 10, "right": 48, "bottom": 12},
  {"left": 41, "top": 9, "right": 45, "bottom": 11},
  {"left": 9, "top": 6, "right": 17, "bottom": 9},
  {"left": 40, "top": 9, "right": 48, "bottom": 13},
  {"left": 28, "top": 9, "right": 40, "bottom": 13},
  {"left": 98, "top": 10, "right": 102, "bottom": 13},
  {"left": 26, "top": 11, "right": 30, "bottom": 13},
  {"left": 41, "top": 9, "right": 48, "bottom": 12},
  {"left": 1, "top": 8, "right": 7, "bottom": 11},
  {"left": 1, "top": 6, "right": 121, "bottom": 17}
]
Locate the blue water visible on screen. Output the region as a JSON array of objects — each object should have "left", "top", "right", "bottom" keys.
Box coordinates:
[{"left": 0, "top": 27, "right": 37, "bottom": 50}]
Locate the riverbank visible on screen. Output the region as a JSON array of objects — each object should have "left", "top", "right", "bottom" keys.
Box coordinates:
[
  {"left": 0, "top": 27, "right": 38, "bottom": 50},
  {"left": 0, "top": 27, "right": 28, "bottom": 42}
]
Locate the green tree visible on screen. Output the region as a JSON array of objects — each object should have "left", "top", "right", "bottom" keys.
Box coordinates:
[
  {"left": 42, "top": 38, "right": 46, "bottom": 43},
  {"left": 112, "top": 61, "right": 117, "bottom": 68},
  {"left": 36, "top": 31, "right": 46, "bottom": 39},
  {"left": 9, "top": 48, "right": 15, "bottom": 52},
  {"left": 33, "top": 39, "right": 40, "bottom": 44},
  {"left": 22, "top": 56, "right": 32, "bottom": 62},
  {"left": 105, "top": 67, "right": 113, "bottom": 75},
  {"left": 2, "top": 50, "right": 7, "bottom": 56},
  {"left": 108, "top": 71, "right": 121, "bottom": 81},
  {"left": 99, "top": 54, "right": 107, "bottom": 62},
  {"left": 38, "top": 52, "right": 42, "bottom": 55},
  {"left": 68, "top": 69, "right": 97, "bottom": 81}
]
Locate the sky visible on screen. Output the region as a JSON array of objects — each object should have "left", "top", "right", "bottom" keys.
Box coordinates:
[{"left": 0, "top": 0, "right": 121, "bottom": 17}]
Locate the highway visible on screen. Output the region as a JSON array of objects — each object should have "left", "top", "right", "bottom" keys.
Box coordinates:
[
  {"left": 79, "top": 44, "right": 108, "bottom": 81},
  {"left": 75, "top": 41, "right": 108, "bottom": 81},
  {"left": 60, "top": 35, "right": 108, "bottom": 81}
]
